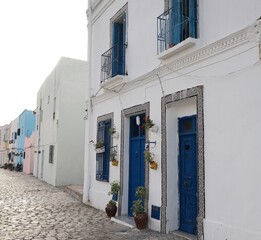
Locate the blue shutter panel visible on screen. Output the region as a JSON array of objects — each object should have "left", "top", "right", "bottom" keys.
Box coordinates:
[
  {"left": 171, "top": 0, "right": 182, "bottom": 45},
  {"left": 96, "top": 120, "right": 111, "bottom": 181},
  {"left": 189, "top": 0, "right": 197, "bottom": 38},
  {"left": 122, "top": 13, "right": 126, "bottom": 75}
]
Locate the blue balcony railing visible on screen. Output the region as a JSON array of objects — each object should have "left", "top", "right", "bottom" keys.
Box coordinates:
[
  {"left": 101, "top": 44, "right": 127, "bottom": 83},
  {"left": 157, "top": 3, "right": 197, "bottom": 54}
]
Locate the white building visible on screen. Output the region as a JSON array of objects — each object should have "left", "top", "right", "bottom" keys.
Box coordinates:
[
  {"left": 34, "top": 57, "right": 88, "bottom": 187},
  {"left": 8, "top": 117, "right": 19, "bottom": 164},
  {"left": 83, "top": 1, "right": 261, "bottom": 239}
]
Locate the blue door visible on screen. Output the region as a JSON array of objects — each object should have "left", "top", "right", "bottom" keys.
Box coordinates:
[
  {"left": 178, "top": 115, "right": 197, "bottom": 234},
  {"left": 128, "top": 114, "right": 145, "bottom": 216}
]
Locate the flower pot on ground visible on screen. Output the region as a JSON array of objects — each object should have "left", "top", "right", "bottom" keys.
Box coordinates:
[
  {"left": 132, "top": 186, "right": 148, "bottom": 229},
  {"left": 105, "top": 200, "right": 117, "bottom": 218},
  {"left": 3, "top": 163, "right": 7, "bottom": 169}
]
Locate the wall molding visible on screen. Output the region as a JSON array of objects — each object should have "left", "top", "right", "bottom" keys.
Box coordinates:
[{"left": 91, "top": 25, "right": 255, "bottom": 105}]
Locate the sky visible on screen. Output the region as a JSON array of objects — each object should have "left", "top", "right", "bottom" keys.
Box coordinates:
[{"left": 0, "top": 0, "right": 88, "bottom": 126}]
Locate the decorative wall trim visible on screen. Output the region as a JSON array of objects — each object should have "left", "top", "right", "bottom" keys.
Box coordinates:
[
  {"left": 159, "top": 27, "right": 249, "bottom": 75},
  {"left": 161, "top": 86, "right": 204, "bottom": 240},
  {"left": 92, "top": 25, "right": 253, "bottom": 105},
  {"left": 119, "top": 103, "right": 150, "bottom": 216}
]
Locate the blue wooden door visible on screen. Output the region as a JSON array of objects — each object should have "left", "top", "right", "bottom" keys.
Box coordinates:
[
  {"left": 128, "top": 114, "right": 145, "bottom": 216},
  {"left": 178, "top": 115, "right": 197, "bottom": 234}
]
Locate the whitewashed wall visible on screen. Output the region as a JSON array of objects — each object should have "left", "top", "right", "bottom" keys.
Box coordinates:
[
  {"left": 85, "top": 0, "right": 261, "bottom": 238},
  {"left": 34, "top": 57, "right": 87, "bottom": 187}
]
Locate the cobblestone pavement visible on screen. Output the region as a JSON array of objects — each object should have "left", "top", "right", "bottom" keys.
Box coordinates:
[{"left": 0, "top": 169, "right": 176, "bottom": 240}]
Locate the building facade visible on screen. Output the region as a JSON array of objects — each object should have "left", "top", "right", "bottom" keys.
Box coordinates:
[
  {"left": 0, "top": 124, "right": 10, "bottom": 166},
  {"left": 23, "top": 132, "right": 36, "bottom": 174},
  {"left": 16, "top": 110, "right": 36, "bottom": 166},
  {"left": 84, "top": 1, "right": 261, "bottom": 240},
  {"left": 33, "top": 57, "right": 88, "bottom": 187}
]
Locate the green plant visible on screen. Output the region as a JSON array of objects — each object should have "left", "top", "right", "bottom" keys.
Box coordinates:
[
  {"left": 109, "top": 127, "right": 116, "bottom": 136},
  {"left": 132, "top": 186, "right": 146, "bottom": 215},
  {"left": 144, "top": 149, "right": 153, "bottom": 163},
  {"left": 3, "top": 163, "right": 8, "bottom": 169},
  {"left": 106, "top": 200, "right": 116, "bottom": 207},
  {"left": 110, "top": 149, "right": 117, "bottom": 161},
  {"left": 95, "top": 141, "right": 105, "bottom": 149},
  {"left": 142, "top": 116, "right": 155, "bottom": 130},
  {"left": 132, "top": 199, "right": 144, "bottom": 214},
  {"left": 108, "top": 181, "right": 120, "bottom": 196}
]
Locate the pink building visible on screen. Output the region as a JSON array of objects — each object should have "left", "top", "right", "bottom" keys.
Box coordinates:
[{"left": 23, "top": 132, "right": 36, "bottom": 174}]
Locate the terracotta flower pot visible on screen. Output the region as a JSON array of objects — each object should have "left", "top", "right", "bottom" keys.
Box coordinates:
[
  {"left": 105, "top": 205, "right": 117, "bottom": 218},
  {"left": 149, "top": 161, "right": 158, "bottom": 170},
  {"left": 111, "top": 159, "right": 118, "bottom": 166},
  {"left": 134, "top": 213, "right": 147, "bottom": 229}
]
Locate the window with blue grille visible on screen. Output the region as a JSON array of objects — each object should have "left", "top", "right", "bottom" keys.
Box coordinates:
[
  {"left": 96, "top": 119, "right": 111, "bottom": 182},
  {"left": 157, "top": 0, "right": 197, "bottom": 53}
]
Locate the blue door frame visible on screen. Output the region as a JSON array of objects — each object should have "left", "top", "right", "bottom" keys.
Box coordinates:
[
  {"left": 128, "top": 114, "right": 145, "bottom": 216},
  {"left": 178, "top": 115, "right": 198, "bottom": 234}
]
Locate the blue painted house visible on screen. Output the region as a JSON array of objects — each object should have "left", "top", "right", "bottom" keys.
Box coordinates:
[{"left": 16, "top": 109, "right": 36, "bottom": 166}]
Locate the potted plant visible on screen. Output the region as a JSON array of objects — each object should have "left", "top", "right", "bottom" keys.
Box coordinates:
[
  {"left": 105, "top": 200, "right": 117, "bottom": 218},
  {"left": 110, "top": 149, "right": 118, "bottom": 166},
  {"left": 142, "top": 116, "right": 155, "bottom": 130},
  {"left": 144, "top": 148, "right": 158, "bottom": 170},
  {"left": 8, "top": 163, "right": 14, "bottom": 171},
  {"left": 132, "top": 186, "right": 147, "bottom": 229},
  {"left": 108, "top": 180, "right": 120, "bottom": 201},
  {"left": 105, "top": 181, "right": 120, "bottom": 218},
  {"left": 95, "top": 141, "right": 105, "bottom": 153},
  {"left": 3, "top": 163, "right": 8, "bottom": 170},
  {"left": 109, "top": 126, "right": 119, "bottom": 139}
]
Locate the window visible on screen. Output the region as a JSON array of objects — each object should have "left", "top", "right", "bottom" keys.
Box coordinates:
[
  {"left": 157, "top": 0, "right": 197, "bottom": 53},
  {"left": 96, "top": 119, "right": 111, "bottom": 181},
  {"left": 17, "top": 128, "right": 20, "bottom": 136},
  {"left": 53, "top": 97, "right": 56, "bottom": 120},
  {"left": 49, "top": 145, "right": 54, "bottom": 163},
  {"left": 101, "top": 5, "right": 127, "bottom": 83}
]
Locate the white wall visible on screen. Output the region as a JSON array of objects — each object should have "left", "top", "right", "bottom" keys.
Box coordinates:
[
  {"left": 86, "top": 0, "right": 261, "bottom": 237},
  {"left": 34, "top": 57, "right": 87, "bottom": 187}
]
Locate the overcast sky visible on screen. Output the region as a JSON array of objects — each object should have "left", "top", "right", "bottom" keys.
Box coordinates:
[{"left": 0, "top": 0, "right": 88, "bottom": 126}]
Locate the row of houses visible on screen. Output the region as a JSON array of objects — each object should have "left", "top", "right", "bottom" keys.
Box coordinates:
[
  {"left": 0, "top": 110, "right": 36, "bottom": 173},
  {"left": 1, "top": 0, "right": 261, "bottom": 239}
]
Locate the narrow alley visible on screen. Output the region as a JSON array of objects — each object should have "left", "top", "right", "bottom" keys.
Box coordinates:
[{"left": 0, "top": 169, "right": 175, "bottom": 240}]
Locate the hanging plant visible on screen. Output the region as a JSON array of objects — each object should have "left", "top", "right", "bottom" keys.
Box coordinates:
[
  {"left": 144, "top": 148, "right": 158, "bottom": 170},
  {"left": 142, "top": 116, "right": 155, "bottom": 130},
  {"left": 95, "top": 141, "right": 105, "bottom": 153},
  {"left": 110, "top": 149, "right": 118, "bottom": 166}
]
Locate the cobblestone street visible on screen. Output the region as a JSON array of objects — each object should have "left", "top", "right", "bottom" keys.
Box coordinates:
[{"left": 0, "top": 169, "right": 176, "bottom": 240}]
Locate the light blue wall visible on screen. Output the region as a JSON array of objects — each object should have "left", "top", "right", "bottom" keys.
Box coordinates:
[{"left": 16, "top": 110, "right": 36, "bottom": 165}]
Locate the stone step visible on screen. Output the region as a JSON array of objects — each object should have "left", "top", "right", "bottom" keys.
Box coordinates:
[
  {"left": 64, "top": 185, "right": 83, "bottom": 202},
  {"left": 170, "top": 230, "right": 197, "bottom": 240}
]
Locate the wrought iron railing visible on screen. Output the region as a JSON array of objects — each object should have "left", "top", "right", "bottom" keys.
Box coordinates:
[
  {"left": 157, "top": 4, "right": 197, "bottom": 54},
  {"left": 101, "top": 44, "right": 127, "bottom": 83}
]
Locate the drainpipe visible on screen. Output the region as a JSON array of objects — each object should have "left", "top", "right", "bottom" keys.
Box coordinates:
[{"left": 83, "top": 0, "right": 93, "bottom": 204}]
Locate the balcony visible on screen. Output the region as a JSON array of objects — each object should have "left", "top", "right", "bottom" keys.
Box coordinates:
[
  {"left": 101, "top": 44, "right": 127, "bottom": 84},
  {"left": 157, "top": 3, "right": 197, "bottom": 54}
]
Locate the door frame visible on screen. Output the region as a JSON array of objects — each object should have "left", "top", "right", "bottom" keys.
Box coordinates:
[
  {"left": 161, "top": 86, "right": 205, "bottom": 239},
  {"left": 118, "top": 102, "right": 150, "bottom": 216}
]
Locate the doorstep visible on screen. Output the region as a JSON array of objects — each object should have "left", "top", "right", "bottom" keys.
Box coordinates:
[
  {"left": 64, "top": 185, "right": 83, "bottom": 202},
  {"left": 111, "top": 215, "right": 135, "bottom": 228},
  {"left": 170, "top": 230, "right": 197, "bottom": 240}
]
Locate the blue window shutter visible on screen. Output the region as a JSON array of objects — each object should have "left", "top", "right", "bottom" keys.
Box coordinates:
[
  {"left": 122, "top": 13, "right": 126, "bottom": 75},
  {"left": 112, "top": 22, "right": 120, "bottom": 77},
  {"left": 189, "top": 0, "right": 197, "bottom": 38},
  {"left": 96, "top": 120, "right": 111, "bottom": 181},
  {"left": 171, "top": 0, "right": 182, "bottom": 45}
]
